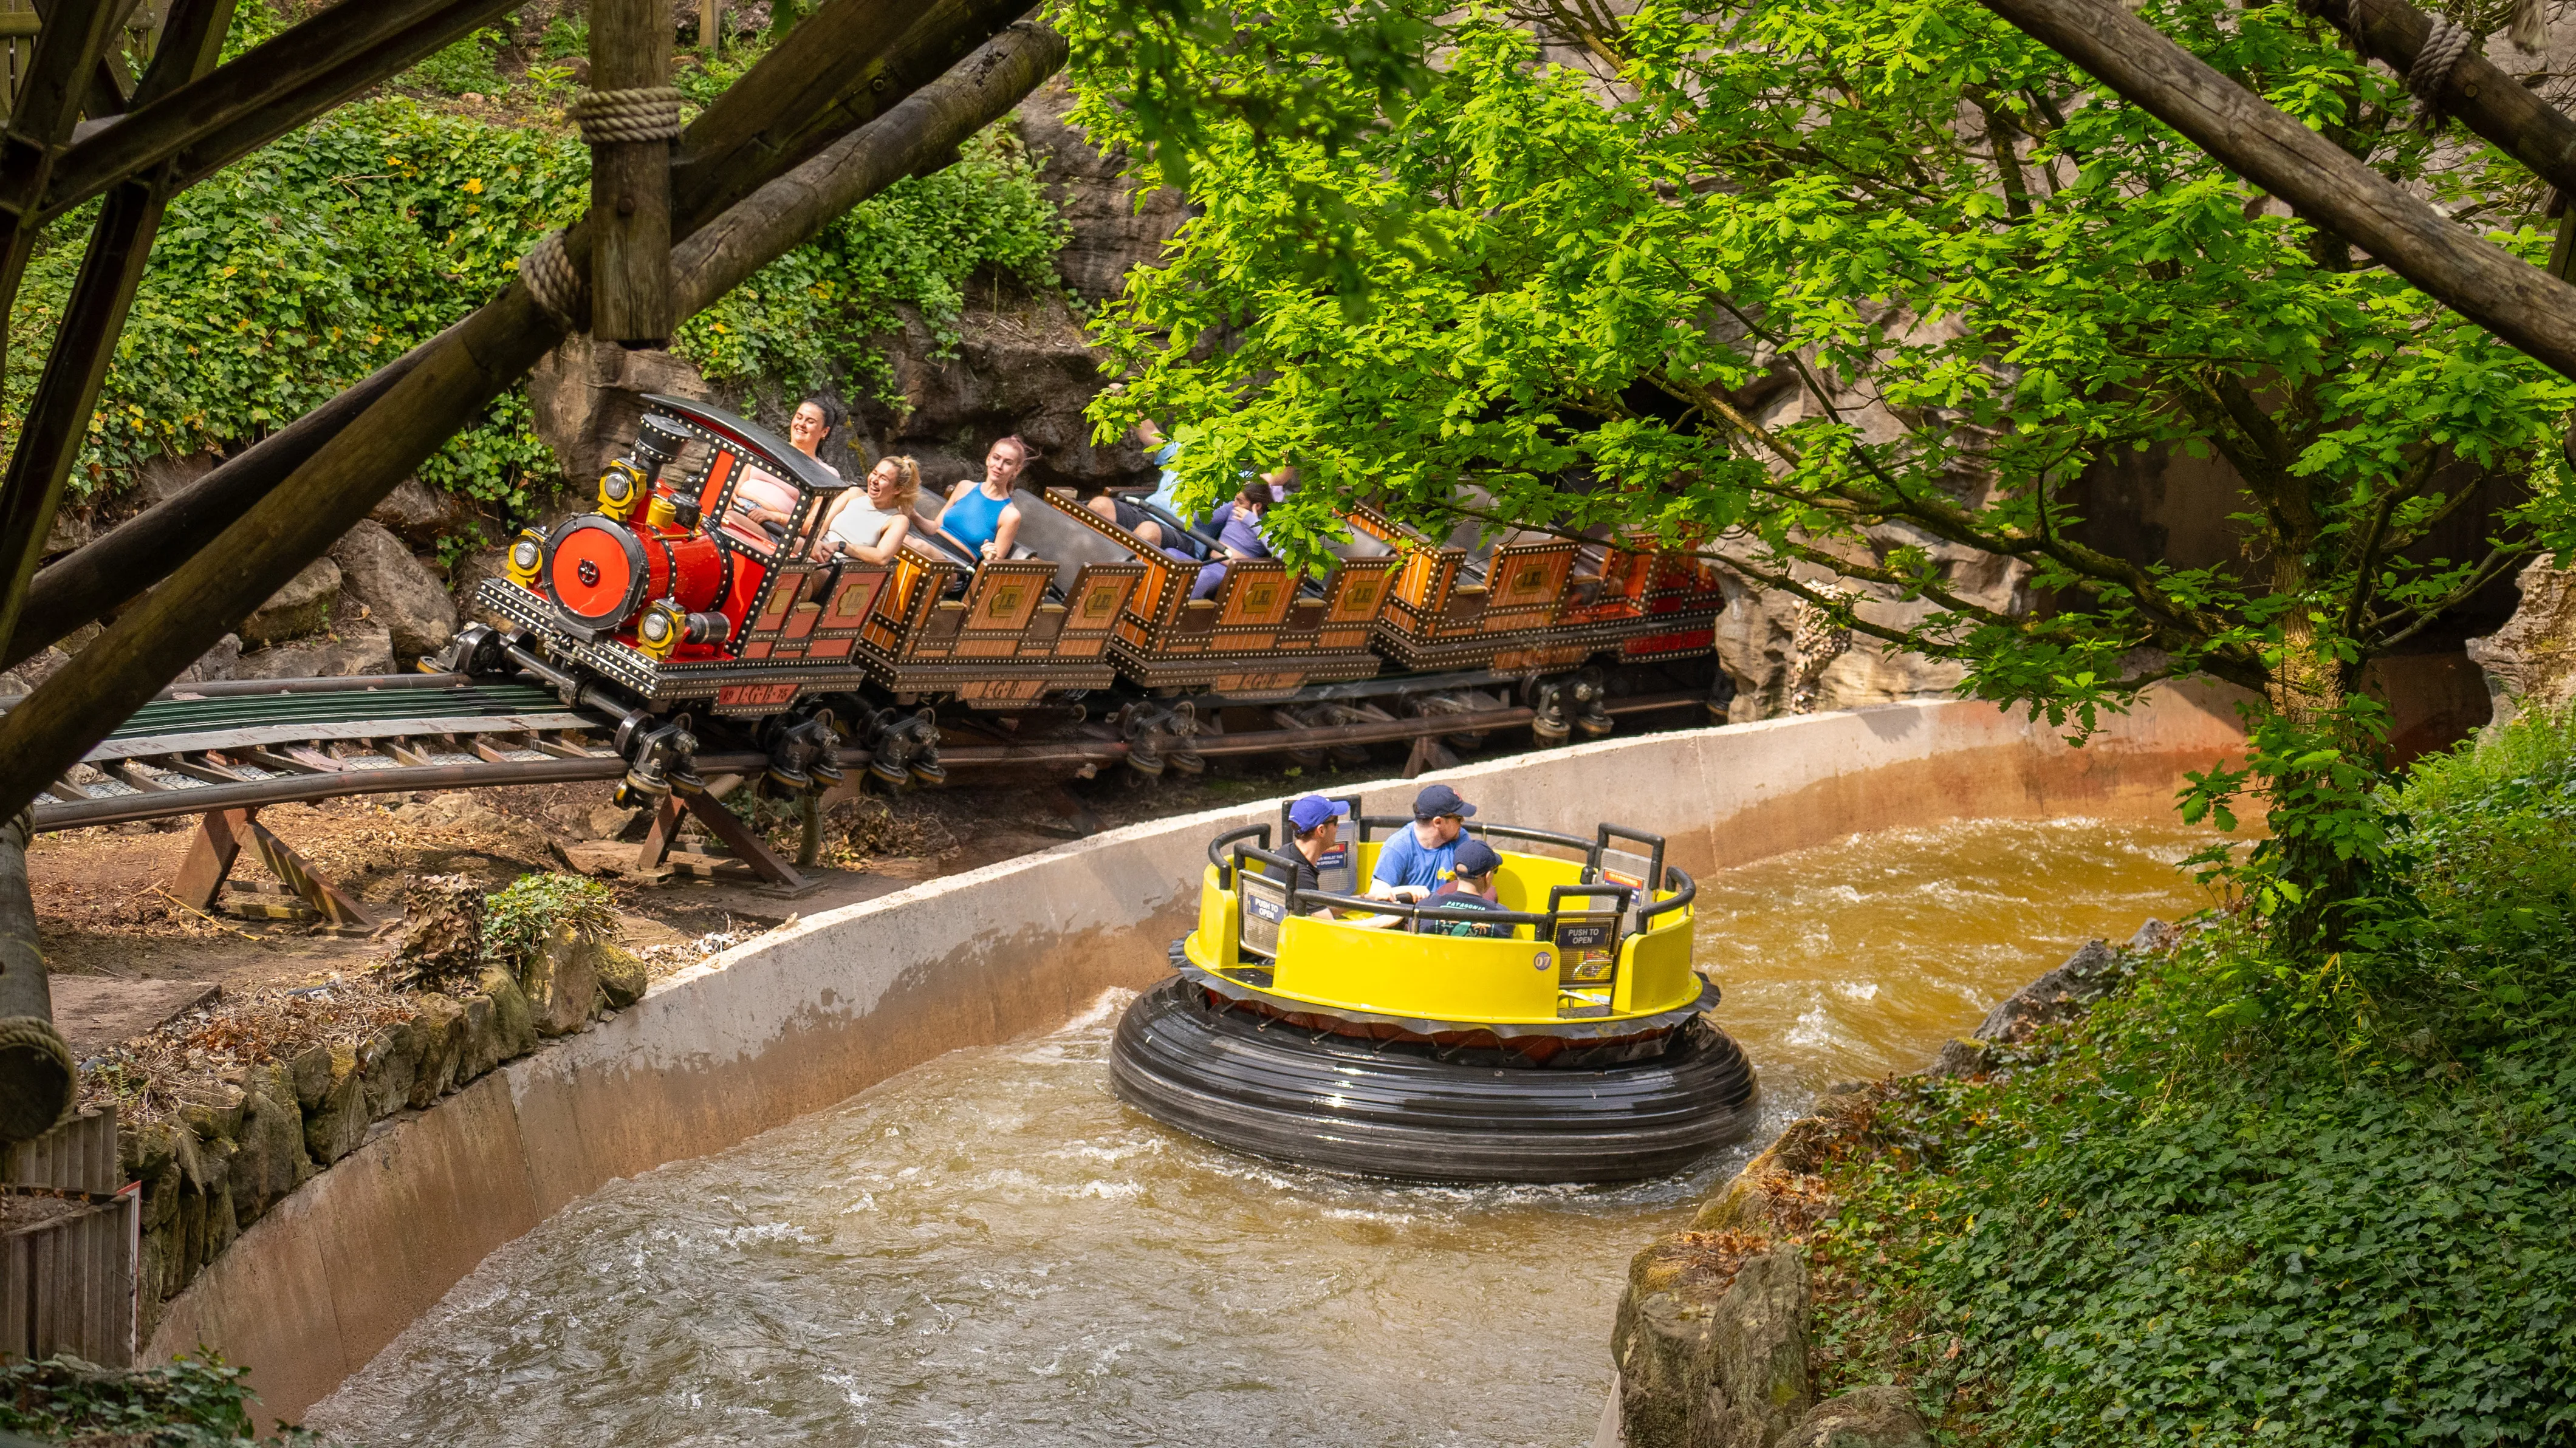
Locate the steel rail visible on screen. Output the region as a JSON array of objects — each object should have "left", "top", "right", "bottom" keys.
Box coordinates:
[{"left": 28, "top": 689, "right": 1705, "bottom": 833}]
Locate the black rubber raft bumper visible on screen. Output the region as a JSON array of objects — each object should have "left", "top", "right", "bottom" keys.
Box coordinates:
[{"left": 1110, "top": 974, "right": 1759, "bottom": 1184}]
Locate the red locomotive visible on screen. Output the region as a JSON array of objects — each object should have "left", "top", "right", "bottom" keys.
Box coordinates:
[{"left": 448, "top": 395, "right": 1733, "bottom": 806}]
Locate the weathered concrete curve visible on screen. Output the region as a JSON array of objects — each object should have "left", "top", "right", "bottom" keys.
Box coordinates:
[{"left": 148, "top": 687, "right": 2245, "bottom": 1421}]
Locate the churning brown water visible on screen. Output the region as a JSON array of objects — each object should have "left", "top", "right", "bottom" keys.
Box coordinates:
[{"left": 310, "top": 818, "right": 2208, "bottom": 1447}]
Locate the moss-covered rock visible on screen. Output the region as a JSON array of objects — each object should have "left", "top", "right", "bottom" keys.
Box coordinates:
[
  {"left": 360, "top": 1020, "right": 422, "bottom": 1118},
  {"left": 597, "top": 943, "right": 648, "bottom": 1010},
  {"left": 406, "top": 992, "right": 467, "bottom": 1106},
  {"left": 521, "top": 924, "right": 600, "bottom": 1037},
  {"left": 302, "top": 1043, "right": 368, "bottom": 1166}
]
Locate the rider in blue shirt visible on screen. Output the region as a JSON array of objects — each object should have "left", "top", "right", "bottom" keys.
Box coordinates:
[{"left": 1368, "top": 783, "right": 1476, "bottom": 901}]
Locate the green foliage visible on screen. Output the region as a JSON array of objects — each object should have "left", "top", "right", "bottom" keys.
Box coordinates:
[
  {"left": 538, "top": 12, "right": 589, "bottom": 59},
  {"left": 5, "top": 97, "right": 584, "bottom": 524},
  {"left": 404, "top": 27, "right": 509, "bottom": 97},
  {"left": 0, "top": 1354, "right": 314, "bottom": 1445},
  {"left": 1067, "top": 0, "right": 2576, "bottom": 919},
  {"left": 481, "top": 871, "right": 618, "bottom": 974},
  {"left": 5, "top": 93, "right": 1063, "bottom": 541},
  {"left": 674, "top": 128, "right": 1068, "bottom": 402},
  {"left": 1813, "top": 720, "right": 2576, "bottom": 1444}
]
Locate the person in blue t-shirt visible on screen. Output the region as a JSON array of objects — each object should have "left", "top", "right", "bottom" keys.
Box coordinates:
[{"left": 1368, "top": 783, "right": 1477, "bottom": 902}]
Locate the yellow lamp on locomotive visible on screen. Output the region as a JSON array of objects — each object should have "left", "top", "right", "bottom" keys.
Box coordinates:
[
  {"left": 636, "top": 599, "right": 687, "bottom": 661},
  {"left": 596, "top": 460, "right": 647, "bottom": 522},
  {"left": 504, "top": 529, "right": 545, "bottom": 588},
  {"left": 645, "top": 491, "right": 678, "bottom": 529}
]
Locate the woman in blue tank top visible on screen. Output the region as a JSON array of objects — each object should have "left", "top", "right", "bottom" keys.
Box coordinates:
[{"left": 938, "top": 436, "right": 1030, "bottom": 559}]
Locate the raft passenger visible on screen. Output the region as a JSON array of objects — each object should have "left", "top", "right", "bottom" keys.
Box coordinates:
[
  {"left": 1190, "top": 482, "right": 1279, "bottom": 599},
  {"left": 1283, "top": 793, "right": 1352, "bottom": 915},
  {"left": 1417, "top": 839, "right": 1512, "bottom": 938},
  {"left": 938, "top": 435, "right": 1030, "bottom": 561},
  {"left": 1367, "top": 784, "right": 1476, "bottom": 903},
  {"left": 815, "top": 456, "right": 921, "bottom": 565}
]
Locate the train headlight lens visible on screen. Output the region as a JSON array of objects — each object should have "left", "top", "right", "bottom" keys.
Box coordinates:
[
  {"left": 505, "top": 531, "right": 544, "bottom": 587},
  {"left": 637, "top": 601, "right": 685, "bottom": 661}
]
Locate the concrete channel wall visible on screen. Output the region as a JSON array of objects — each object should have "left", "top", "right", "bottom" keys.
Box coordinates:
[{"left": 146, "top": 687, "right": 2246, "bottom": 1420}]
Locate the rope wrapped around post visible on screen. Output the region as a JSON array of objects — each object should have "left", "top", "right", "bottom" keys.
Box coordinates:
[
  {"left": 2408, "top": 14, "right": 2476, "bottom": 130},
  {"left": 517, "top": 228, "right": 591, "bottom": 332},
  {"left": 567, "top": 85, "right": 686, "bottom": 145}
]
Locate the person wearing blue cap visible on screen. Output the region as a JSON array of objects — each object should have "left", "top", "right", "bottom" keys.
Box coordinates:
[
  {"left": 1420, "top": 838, "right": 1512, "bottom": 937},
  {"left": 1283, "top": 793, "right": 1352, "bottom": 903},
  {"left": 1367, "top": 782, "right": 1478, "bottom": 901}
]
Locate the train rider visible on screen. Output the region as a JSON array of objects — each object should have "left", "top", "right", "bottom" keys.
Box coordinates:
[
  {"left": 938, "top": 434, "right": 1030, "bottom": 561},
  {"left": 1417, "top": 839, "right": 1512, "bottom": 938},
  {"left": 1084, "top": 487, "right": 1166, "bottom": 547},
  {"left": 1367, "top": 784, "right": 1476, "bottom": 903},
  {"left": 1190, "top": 480, "right": 1279, "bottom": 599},
  {"left": 733, "top": 396, "right": 843, "bottom": 531},
  {"left": 814, "top": 456, "right": 922, "bottom": 565}
]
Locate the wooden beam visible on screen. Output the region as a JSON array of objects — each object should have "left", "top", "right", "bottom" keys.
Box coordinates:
[
  {"left": 673, "top": 22, "right": 1066, "bottom": 317},
  {"left": 587, "top": 0, "right": 674, "bottom": 344},
  {"left": 667, "top": 0, "right": 1035, "bottom": 239},
  {"left": 2315, "top": 0, "right": 2576, "bottom": 201},
  {"left": 5, "top": 1, "right": 1038, "bottom": 668},
  {"left": 1974, "top": 0, "right": 2576, "bottom": 380},
  {"left": 0, "top": 17, "right": 1060, "bottom": 825},
  {"left": 0, "top": 808, "right": 72, "bottom": 1141},
  {"left": 0, "top": 0, "right": 125, "bottom": 394},
  {"left": 35, "top": 0, "right": 517, "bottom": 225},
  {"left": 168, "top": 804, "right": 249, "bottom": 912},
  {"left": 0, "top": 0, "right": 231, "bottom": 665}
]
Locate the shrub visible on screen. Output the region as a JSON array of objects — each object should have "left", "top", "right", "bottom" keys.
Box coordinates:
[
  {"left": 0, "top": 1354, "right": 314, "bottom": 1445},
  {"left": 480, "top": 872, "right": 617, "bottom": 975}
]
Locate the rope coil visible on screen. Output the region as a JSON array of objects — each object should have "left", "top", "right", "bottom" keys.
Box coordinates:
[
  {"left": 2408, "top": 16, "right": 2478, "bottom": 130},
  {"left": 516, "top": 228, "right": 589, "bottom": 330},
  {"left": 567, "top": 86, "right": 685, "bottom": 145}
]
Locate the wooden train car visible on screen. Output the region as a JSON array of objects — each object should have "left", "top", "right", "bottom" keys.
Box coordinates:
[
  {"left": 1341, "top": 504, "right": 1727, "bottom": 675},
  {"left": 1034, "top": 492, "right": 1400, "bottom": 700}
]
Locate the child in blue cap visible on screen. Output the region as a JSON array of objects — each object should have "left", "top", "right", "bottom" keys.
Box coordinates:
[
  {"left": 1367, "top": 783, "right": 1477, "bottom": 901},
  {"left": 1420, "top": 838, "right": 1512, "bottom": 937}
]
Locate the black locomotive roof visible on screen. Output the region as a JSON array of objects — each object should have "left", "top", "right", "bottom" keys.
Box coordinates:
[{"left": 639, "top": 392, "right": 851, "bottom": 494}]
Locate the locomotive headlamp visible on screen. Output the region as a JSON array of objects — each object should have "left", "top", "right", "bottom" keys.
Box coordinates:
[
  {"left": 597, "top": 460, "right": 646, "bottom": 522},
  {"left": 637, "top": 599, "right": 686, "bottom": 661},
  {"left": 505, "top": 530, "right": 545, "bottom": 588}
]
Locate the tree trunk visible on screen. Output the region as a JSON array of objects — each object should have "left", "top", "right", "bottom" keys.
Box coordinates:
[{"left": 0, "top": 808, "right": 73, "bottom": 1141}]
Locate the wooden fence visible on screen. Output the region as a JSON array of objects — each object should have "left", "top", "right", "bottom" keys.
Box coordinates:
[
  {"left": 2, "top": 1107, "right": 139, "bottom": 1367},
  {"left": 2, "top": 0, "right": 171, "bottom": 120}
]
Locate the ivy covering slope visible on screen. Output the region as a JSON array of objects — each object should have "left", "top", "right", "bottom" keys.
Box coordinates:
[
  {"left": 1, "top": 18, "right": 1064, "bottom": 545},
  {"left": 1805, "top": 709, "right": 2576, "bottom": 1445}
]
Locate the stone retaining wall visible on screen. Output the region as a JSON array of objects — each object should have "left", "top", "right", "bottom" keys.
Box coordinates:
[{"left": 145, "top": 688, "right": 2246, "bottom": 1422}]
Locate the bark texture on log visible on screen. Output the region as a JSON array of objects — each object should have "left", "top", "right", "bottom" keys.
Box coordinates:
[
  {"left": 0, "top": 809, "right": 72, "bottom": 1142},
  {"left": 1975, "top": 0, "right": 2576, "bottom": 380},
  {"left": 2315, "top": 0, "right": 2576, "bottom": 197},
  {"left": 587, "top": 0, "right": 675, "bottom": 344}
]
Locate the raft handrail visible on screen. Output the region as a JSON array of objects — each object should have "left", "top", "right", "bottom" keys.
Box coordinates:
[
  {"left": 1208, "top": 824, "right": 1272, "bottom": 886},
  {"left": 1639, "top": 866, "right": 1695, "bottom": 923},
  {"left": 1354, "top": 816, "right": 1598, "bottom": 855},
  {"left": 1287, "top": 888, "right": 1558, "bottom": 932}
]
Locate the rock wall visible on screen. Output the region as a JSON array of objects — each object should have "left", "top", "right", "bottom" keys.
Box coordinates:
[
  {"left": 2469, "top": 558, "right": 2576, "bottom": 728},
  {"left": 1600, "top": 928, "right": 2171, "bottom": 1448},
  {"left": 120, "top": 924, "right": 644, "bottom": 1350}
]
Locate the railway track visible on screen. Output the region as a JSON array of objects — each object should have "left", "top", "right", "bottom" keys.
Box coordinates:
[{"left": 9, "top": 671, "right": 1703, "bottom": 834}]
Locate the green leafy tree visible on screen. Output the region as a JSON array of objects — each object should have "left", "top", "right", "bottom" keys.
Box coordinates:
[{"left": 1066, "top": 0, "right": 2576, "bottom": 948}]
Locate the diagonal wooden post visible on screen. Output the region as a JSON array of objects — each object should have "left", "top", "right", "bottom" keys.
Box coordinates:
[
  {"left": 1974, "top": 0, "right": 2576, "bottom": 381},
  {"left": 0, "top": 0, "right": 128, "bottom": 395},
  {"left": 5, "top": 0, "right": 1041, "bottom": 674},
  {"left": 0, "top": 17, "right": 1064, "bottom": 825},
  {"left": 0, "top": 0, "right": 233, "bottom": 665}
]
